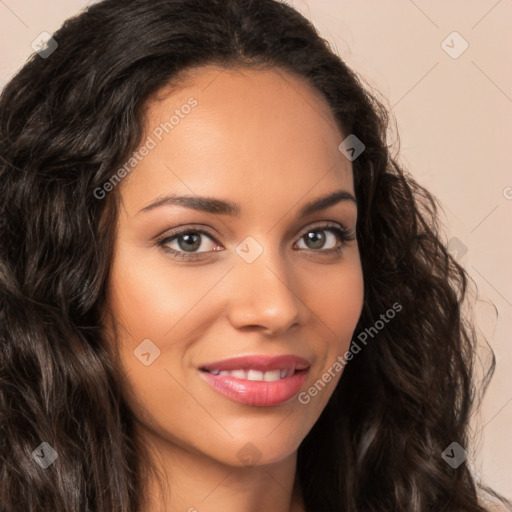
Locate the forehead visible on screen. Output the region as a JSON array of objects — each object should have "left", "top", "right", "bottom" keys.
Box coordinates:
[
  {"left": 121, "top": 65, "right": 354, "bottom": 214},
  {"left": 143, "top": 64, "right": 346, "bottom": 157}
]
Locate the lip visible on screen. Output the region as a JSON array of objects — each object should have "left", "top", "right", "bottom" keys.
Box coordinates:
[{"left": 199, "top": 355, "right": 311, "bottom": 407}]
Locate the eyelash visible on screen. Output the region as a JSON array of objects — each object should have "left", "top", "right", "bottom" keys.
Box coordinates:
[{"left": 155, "top": 223, "right": 356, "bottom": 262}]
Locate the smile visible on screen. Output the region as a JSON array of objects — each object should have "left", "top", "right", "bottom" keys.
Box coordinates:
[{"left": 199, "top": 355, "right": 310, "bottom": 407}]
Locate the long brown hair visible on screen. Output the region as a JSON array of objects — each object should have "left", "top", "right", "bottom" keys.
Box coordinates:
[{"left": 0, "top": 0, "right": 509, "bottom": 510}]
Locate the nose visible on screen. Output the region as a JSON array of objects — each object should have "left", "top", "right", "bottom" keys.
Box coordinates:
[{"left": 226, "top": 248, "right": 302, "bottom": 336}]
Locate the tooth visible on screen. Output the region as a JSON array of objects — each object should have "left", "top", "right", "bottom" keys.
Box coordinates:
[
  {"left": 231, "top": 370, "right": 247, "bottom": 379},
  {"left": 263, "top": 370, "right": 281, "bottom": 382},
  {"left": 210, "top": 369, "right": 293, "bottom": 381},
  {"left": 247, "top": 370, "right": 264, "bottom": 381}
]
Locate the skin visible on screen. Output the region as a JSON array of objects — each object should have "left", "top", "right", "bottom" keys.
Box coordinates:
[{"left": 105, "top": 64, "right": 364, "bottom": 512}]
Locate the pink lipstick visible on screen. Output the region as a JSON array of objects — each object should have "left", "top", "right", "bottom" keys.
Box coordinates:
[{"left": 199, "top": 355, "right": 310, "bottom": 407}]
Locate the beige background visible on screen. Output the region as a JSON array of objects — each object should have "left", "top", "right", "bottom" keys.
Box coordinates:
[{"left": 1, "top": 0, "right": 510, "bottom": 500}]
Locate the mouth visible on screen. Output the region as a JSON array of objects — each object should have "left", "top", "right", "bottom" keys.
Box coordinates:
[{"left": 199, "top": 355, "right": 310, "bottom": 407}]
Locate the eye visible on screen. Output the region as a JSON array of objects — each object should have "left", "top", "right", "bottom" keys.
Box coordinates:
[
  {"left": 156, "top": 227, "right": 221, "bottom": 260},
  {"left": 295, "top": 224, "right": 355, "bottom": 253}
]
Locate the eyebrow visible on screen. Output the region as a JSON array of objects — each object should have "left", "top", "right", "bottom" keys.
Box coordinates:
[{"left": 138, "top": 189, "right": 356, "bottom": 216}]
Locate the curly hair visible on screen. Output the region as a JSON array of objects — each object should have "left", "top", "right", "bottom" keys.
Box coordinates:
[{"left": 0, "top": 0, "right": 509, "bottom": 511}]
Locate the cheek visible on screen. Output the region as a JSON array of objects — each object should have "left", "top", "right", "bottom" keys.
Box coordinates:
[
  {"left": 105, "top": 252, "right": 219, "bottom": 447},
  {"left": 308, "top": 253, "right": 364, "bottom": 348},
  {"left": 107, "top": 246, "right": 225, "bottom": 342},
  {"left": 299, "top": 254, "right": 364, "bottom": 407},
  {"left": 105, "top": 248, "right": 227, "bottom": 413},
  {"left": 322, "top": 269, "right": 363, "bottom": 333}
]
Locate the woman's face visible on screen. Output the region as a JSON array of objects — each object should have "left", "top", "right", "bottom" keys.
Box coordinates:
[{"left": 106, "top": 65, "right": 364, "bottom": 467}]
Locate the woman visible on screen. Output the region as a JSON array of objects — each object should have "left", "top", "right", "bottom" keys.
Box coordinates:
[{"left": 0, "top": 0, "right": 509, "bottom": 511}]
